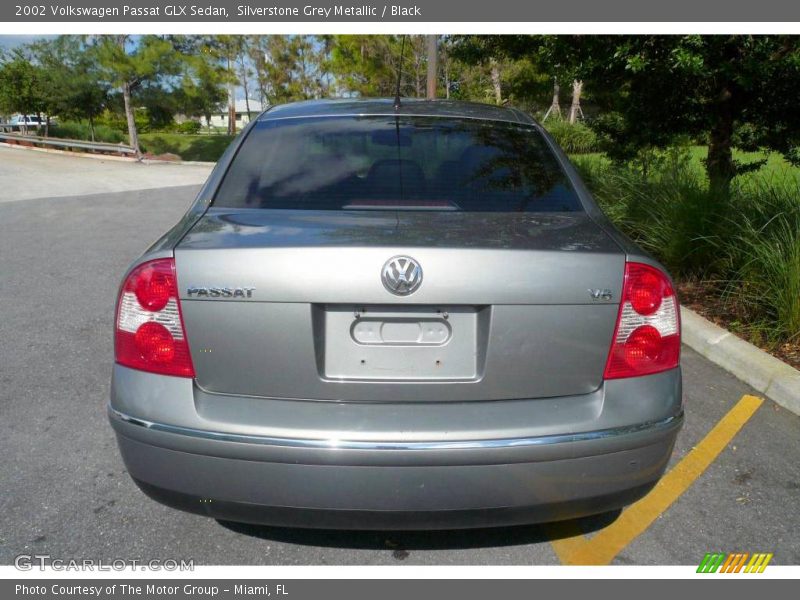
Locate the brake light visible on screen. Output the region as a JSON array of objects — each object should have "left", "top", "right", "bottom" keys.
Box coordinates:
[
  {"left": 603, "top": 262, "right": 680, "bottom": 379},
  {"left": 114, "top": 258, "right": 195, "bottom": 377}
]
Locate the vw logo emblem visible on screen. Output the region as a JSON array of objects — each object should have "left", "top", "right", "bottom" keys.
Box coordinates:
[{"left": 381, "top": 256, "right": 423, "bottom": 296}]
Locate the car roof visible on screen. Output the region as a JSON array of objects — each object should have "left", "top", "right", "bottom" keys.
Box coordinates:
[{"left": 258, "top": 98, "right": 536, "bottom": 125}]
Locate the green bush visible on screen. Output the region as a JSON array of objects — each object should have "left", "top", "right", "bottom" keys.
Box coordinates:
[
  {"left": 48, "top": 121, "right": 127, "bottom": 144},
  {"left": 175, "top": 120, "right": 202, "bottom": 134},
  {"left": 574, "top": 147, "right": 726, "bottom": 276},
  {"left": 543, "top": 119, "right": 598, "bottom": 154},
  {"left": 95, "top": 109, "right": 148, "bottom": 134},
  {"left": 574, "top": 147, "right": 800, "bottom": 344},
  {"left": 723, "top": 180, "right": 800, "bottom": 342}
]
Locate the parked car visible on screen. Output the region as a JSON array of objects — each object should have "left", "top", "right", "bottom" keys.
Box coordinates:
[
  {"left": 9, "top": 115, "right": 44, "bottom": 131},
  {"left": 109, "top": 99, "right": 683, "bottom": 529}
]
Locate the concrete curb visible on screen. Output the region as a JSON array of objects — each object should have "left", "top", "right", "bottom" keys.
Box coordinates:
[{"left": 681, "top": 306, "right": 800, "bottom": 415}]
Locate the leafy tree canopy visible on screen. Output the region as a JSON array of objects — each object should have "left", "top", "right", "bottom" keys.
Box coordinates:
[{"left": 484, "top": 35, "right": 800, "bottom": 191}]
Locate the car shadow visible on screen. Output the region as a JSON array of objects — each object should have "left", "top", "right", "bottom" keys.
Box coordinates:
[{"left": 216, "top": 510, "right": 620, "bottom": 551}]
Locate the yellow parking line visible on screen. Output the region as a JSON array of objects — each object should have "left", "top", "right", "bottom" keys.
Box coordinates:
[
  {"left": 549, "top": 394, "right": 764, "bottom": 565},
  {"left": 545, "top": 519, "right": 586, "bottom": 564}
]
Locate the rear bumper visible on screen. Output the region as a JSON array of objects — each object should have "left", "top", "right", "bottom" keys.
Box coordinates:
[{"left": 109, "top": 405, "right": 682, "bottom": 529}]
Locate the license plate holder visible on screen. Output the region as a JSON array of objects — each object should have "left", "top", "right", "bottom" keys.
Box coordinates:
[{"left": 323, "top": 305, "right": 479, "bottom": 381}]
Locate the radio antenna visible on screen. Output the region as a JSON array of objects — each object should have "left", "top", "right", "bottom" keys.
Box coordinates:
[{"left": 394, "top": 35, "right": 406, "bottom": 110}]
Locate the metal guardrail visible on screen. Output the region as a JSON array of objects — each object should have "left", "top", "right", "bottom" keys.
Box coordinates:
[{"left": 0, "top": 131, "right": 136, "bottom": 155}]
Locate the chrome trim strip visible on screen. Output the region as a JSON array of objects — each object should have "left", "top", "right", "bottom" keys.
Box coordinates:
[{"left": 109, "top": 406, "right": 683, "bottom": 452}]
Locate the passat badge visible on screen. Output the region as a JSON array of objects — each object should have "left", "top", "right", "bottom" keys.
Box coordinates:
[{"left": 187, "top": 287, "right": 255, "bottom": 299}]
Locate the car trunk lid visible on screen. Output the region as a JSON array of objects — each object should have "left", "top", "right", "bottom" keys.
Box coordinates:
[{"left": 175, "top": 208, "right": 624, "bottom": 401}]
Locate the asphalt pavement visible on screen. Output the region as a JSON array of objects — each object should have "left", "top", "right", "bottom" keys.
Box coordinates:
[{"left": 0, "top": 150, "right": 798, "bottom": 566}]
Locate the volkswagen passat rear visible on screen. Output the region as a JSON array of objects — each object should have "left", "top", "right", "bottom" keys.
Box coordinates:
[{"left": 109, "top": 99, "right": 683, "bottom": 529}]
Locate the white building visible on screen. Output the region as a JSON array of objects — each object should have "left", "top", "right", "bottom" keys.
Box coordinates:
[{"left": 200, "top": 99, "right": 265, "bottom": 129}]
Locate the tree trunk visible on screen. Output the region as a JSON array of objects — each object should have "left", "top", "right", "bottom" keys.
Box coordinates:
[
  {"left": 228, "top": 86, "right": 236, "bottom": 135},
  {"left": 490, "top": 60, "right": 502, "bottom": 105},
  {"left": 707, "top": 86, "right": 736, "bottom": 197},
  {"left": 543, "top": 79, "right": 561, "bottom": 122},
  {"left": 227, "top": 56, "right": 236, "bottom": 135},
  {"left": 258, "top": 84, "right": 265, "bottom": 110},
  {"left": 45, "top": 114, "right": 50, "bottom": 137},
  {"left": 414, "top": 58, "right": 421, "bottom": 98},
  {"left": 239, "top": 53, "right": 251, "bottom": 121},
  {"left": 89, "top": 115, "right": 95, "bottom": 142},
  {"left": 444, "top": 58, "right": 450, "bottom": 99},
  {"left": 122, "top": 81, "right": 141, "bottom": 159},
  {"left": 568, "top": 80, "right": 583, "bottom": 124},
  {"left": 426, "top": 35, "right": 437, "bottom": 100}
]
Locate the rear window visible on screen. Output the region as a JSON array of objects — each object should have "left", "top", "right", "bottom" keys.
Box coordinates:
[{"left": 213, "top": 116, "right": 583, "bottom": 212}]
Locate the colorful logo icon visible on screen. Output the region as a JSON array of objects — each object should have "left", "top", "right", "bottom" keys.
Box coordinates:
[{"left": 697, "top": 552, "right": 773, "bottom": 573}]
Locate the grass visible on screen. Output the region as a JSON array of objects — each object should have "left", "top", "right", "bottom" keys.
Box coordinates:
[
  {"left": 572, "top": 145, "right": 800, "bottom": 345},
  {"left": 139, "top": 133, "right": 235, "bottom": 162},
  {"left": 576, "top": 146, "right": 800, "bottom": 187}
]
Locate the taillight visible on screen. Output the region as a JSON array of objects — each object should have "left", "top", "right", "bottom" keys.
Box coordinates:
[
  {"left": 115, "top": 258, "right": 195, "bottom": 378},
  {"left": 603, "top": 262, "right": 680, "bottom": 379}
]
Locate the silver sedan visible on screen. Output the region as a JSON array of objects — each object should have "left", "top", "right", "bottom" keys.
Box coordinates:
[{"left": 108, "top": 99, "right": 683, "bottom": 529}]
